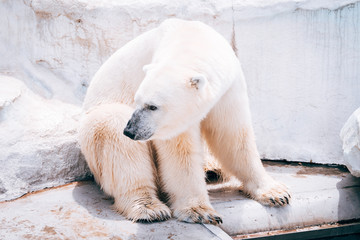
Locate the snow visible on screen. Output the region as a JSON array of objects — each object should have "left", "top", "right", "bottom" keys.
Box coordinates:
[{"left": 0, "top": 0, "right": 359, "bottom": 200}]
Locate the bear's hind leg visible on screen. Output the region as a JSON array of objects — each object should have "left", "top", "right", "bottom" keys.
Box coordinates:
[
  {"left": 201, "top": 81, "right": 291, "bottom": 207},
  {"left": 79, "top": 103, "right": 171, "bottom": 222},
  {"left": 153, "top": 126, "right": 222, "bottom": 224}
]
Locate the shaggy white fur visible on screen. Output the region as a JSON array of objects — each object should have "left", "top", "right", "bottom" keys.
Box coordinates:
[{"left": 79, "top": 19, "right": 290, "bottom": 224}]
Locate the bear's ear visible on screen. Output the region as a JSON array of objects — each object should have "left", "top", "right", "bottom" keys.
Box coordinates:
[
  {"left": 190, "top": 75, "right": 207, "bottom": 91},
  {"left": 142, "top": 64, "right": 154, "bottom": 72}
]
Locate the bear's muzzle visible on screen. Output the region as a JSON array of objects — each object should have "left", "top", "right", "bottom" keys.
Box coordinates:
[{"left": 123, "top": 109, "right": 154, "bottom": 141}]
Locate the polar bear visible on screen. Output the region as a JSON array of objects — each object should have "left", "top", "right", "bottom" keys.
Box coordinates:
[{"left": 79, "top": 19, "right": 290, "bottom": 224}]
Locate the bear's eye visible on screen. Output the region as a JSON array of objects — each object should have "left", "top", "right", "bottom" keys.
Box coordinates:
[{"left": 147, "top": 105, "right": 158, "bottom": 111}]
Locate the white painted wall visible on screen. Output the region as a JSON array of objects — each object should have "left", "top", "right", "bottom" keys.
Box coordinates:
[
  {"left": 234, "top": 2, "right": 360, "bottom": 164},
  {"left": 1, "top": 0, "right": 359, "bottom": 165}
]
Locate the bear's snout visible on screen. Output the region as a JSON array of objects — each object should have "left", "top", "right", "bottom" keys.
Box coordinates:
[
  {"left": 123, "top": 113, "right": 137, "bottom": 140},
  {"left": 123, "top": 127, "right": 136, "bottom": 140},
  {"left": 123, "top": 118, "right": 138, "bottom": 140},
  {"left": 123, "top": 109, "right": 154, "bottom": 141}
]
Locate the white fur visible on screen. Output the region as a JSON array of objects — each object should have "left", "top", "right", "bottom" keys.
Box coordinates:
[{"left": 79, "top": 19, "right": 290, "bottom": 224}]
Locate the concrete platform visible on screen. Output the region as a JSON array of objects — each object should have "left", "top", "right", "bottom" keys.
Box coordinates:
[
  {"left": 211, "top": 161, "right": 360, "bottom": 237},
  {"left": 1, "top": 162, "right": 359, "bottom": 239}
]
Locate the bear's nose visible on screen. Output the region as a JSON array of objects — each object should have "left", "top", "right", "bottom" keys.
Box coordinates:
[{"left": 123, "top": 127, "right": 136, "bottom": 140}]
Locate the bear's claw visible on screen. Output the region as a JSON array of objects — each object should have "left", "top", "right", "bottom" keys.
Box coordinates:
[
  {"left": 125, "top": 201, "right": 172, "bottom": 223},
  {"left": 174, "top": 205, "right": 222, "bottom": 225},
  {"left": 246, "top": 179, "right": 291, "bottom": 207}
]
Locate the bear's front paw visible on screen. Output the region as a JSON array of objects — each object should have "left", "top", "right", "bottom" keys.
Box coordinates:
[
  {"left": 173, "top": 205, "right": 222, "bottom": 225},
  {"left": 121, "top": 200, "right": 172, "bottom": 223},
  {"left": 246, "top": 179, "right": 291, "bottom": 207}
]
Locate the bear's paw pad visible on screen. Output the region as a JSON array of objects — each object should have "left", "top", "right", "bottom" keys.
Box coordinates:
[{"left": 174, "top": 205, "right": 223, "bottom": 225}]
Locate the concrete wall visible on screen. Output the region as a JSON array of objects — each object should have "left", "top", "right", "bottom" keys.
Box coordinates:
[{"left": 1, "top": 0, "right": 359, "bottom": 165}]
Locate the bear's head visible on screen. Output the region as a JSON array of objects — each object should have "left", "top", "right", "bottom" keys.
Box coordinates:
[{"left": 123, "top": 64, "right": 211, "bottom": 141}]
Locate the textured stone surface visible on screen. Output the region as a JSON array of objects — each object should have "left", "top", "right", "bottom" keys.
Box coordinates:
[
  {"left": 340, "top": 108, "right": 360, "bottom": 177},
  {"left": 0, "top": 76, "right": 91, "bottom": 201},
  {"left": 0, "top": 182, "right": 225, "bottom": 240}
]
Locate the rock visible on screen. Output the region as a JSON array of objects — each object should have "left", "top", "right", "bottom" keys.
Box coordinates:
[
  {"left": 340, "top": 108, "right": 360, "bottom": 177},
  {"left": 0, "top": 76, "right": 91, "bottom": 201}
]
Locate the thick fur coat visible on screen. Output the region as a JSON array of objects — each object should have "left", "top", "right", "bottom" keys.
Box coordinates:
[{"left": 79, "top": 19, "right": 290, "bottom": 224}]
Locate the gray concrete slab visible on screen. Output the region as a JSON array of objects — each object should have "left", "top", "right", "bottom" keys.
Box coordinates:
[
  {"left": 210, "top": 162, "right": 360, "bottom": 236},
  {"left": 0, "top": 182, "right": 226, "bottom": 240},
  {"left": 0, "top": 162, "right": 359, "bottom": 239}
]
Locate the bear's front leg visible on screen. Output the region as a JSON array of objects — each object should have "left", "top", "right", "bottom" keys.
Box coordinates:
[
  {"left": 79, "top": 104, "right": 171, "bottom": 222},
  {"left": 153, "top": 126, "right": 222, "bottom": 225},
  {"left": 201, "top": 79, "right": 291, "bottom": 207}
]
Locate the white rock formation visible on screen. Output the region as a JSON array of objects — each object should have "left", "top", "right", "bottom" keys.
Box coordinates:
[
  {"left": 340, "top": 108, "right": 360, "bottom": 177},
  {"left": 0, "top": 76, "right": 90, "bottom": 201},
  {"left": 0, "top": 0, "right": 360, "bottom": 200}
]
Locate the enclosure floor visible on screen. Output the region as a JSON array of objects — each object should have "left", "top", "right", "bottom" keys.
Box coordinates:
[{"left": 1, "top": 162, "right": 359, "bottom": 239}]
